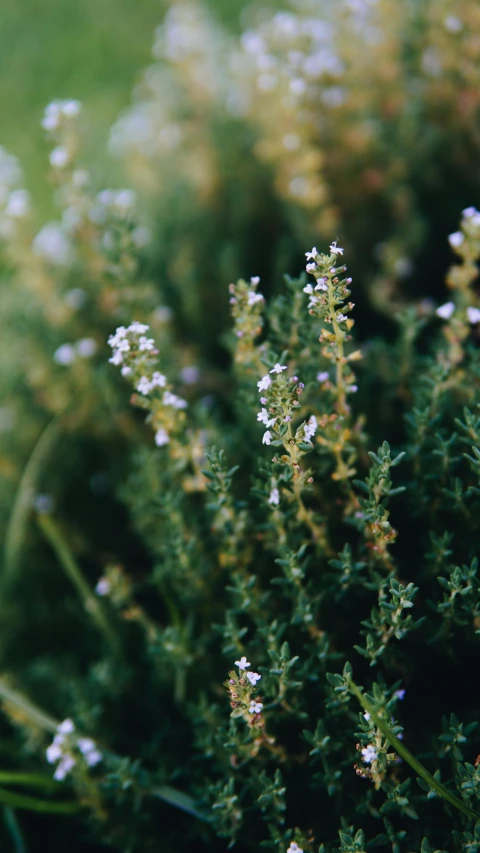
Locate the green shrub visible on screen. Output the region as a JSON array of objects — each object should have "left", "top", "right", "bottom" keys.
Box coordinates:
[{"left": 0, "top": 3, "right": 480, "bottom": 852}]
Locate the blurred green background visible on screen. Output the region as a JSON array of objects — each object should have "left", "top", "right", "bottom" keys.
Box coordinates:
[{"left": 0, "top": 0, "right": 249, "bottom": 210}]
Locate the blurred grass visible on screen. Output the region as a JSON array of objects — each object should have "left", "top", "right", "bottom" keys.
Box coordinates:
[{"left": 0, "top": 0, "right": 249, "bottom": 213}]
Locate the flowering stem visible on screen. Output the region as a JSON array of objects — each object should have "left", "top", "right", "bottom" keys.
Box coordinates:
[
  {"left": 347, "top": 677, "right": 480, "bottom": 821},
  {"left": 327, "top": 283, "right": 348, "bottom": 417}
]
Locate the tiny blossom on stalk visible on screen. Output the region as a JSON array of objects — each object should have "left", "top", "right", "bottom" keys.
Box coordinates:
[
  {"left": 258, "top": 374, "right": 272, "bottom": 391},
  {"left": 270, "top": 363, "right": 288, "bottom": 373},
  {"left": 448, "top": 231, "right": 464, "bottom": 248},
  {"left": 95, "top": 578, "right": 111, "bottom": 596},
  {"left": 436, "top": 301, "right": 455, "bottom": 319},
  {"left": 467, "top": 306, "right": 480, "bottom": 324},
  {"left": 361, "top": 744, "right": 378, "bottom": 764},
  {"left": 268, "top": 487, "right": 280, "bottom": 505},
  {"left": 249, "top": 701, "right": 263, "bottom": 714},
  {"left": 262, "top": 430, "right": 272, "bottom": 445},
  {"left": 247, "top": 672, "right": 262, "bottom": 685},
  {"left": 235, "top": 656, "right": 250, "bottom": 670},
  {"left": 394, "top": 689, "right": 406, "bottom": 700},
  {"left": 287, "top": 844, "right": 303, "bottom": 853},
  {"left": 329, "top": 240, "right": 344, "bottom": 255}
]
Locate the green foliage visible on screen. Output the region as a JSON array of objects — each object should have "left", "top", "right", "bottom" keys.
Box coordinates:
[{"left": 1, "top": 2, "right": 480, "bottom": 852}]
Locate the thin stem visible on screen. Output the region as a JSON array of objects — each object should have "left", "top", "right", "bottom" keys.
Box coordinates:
[
  {"left": 38, "top": 514, "right": 120, "bottom": 656},
  {"left": 348, "top": 677, "right": 480, "bottom": 821}
]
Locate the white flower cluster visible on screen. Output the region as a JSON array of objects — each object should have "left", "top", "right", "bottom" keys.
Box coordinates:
[
  {"left": 33, "top": 223, "right": 73, "bottom": 266},
  {"left": 361, "top": 743, "right": 378, "bottom": 764},
  {"left": 53, "top": 338, "right": 97, "bottom": 366},
  {"left": 108, "top": 322, "right": 187, "bottom": 449},
  {"left": 42, "top": 100, "right": 81, "bottom": 132},
  {"left": 46, "top": 718, "right": 102, "bottom": 781},
  {"left": 234, "top": 656, "right": 263, "bottom": 714},
  {"left": 88, "top": 188, "right": 137, "bottom": 225},
  {"left": 108, "top": 322, "right": 152, "bottom": 367},
  {"left": 0, "top": 147, "right": 31, "bottom": 238}
]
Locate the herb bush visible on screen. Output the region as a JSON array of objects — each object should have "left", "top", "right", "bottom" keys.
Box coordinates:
[{"left": 0, "top": 2, "right": 480, "bottom": 852}]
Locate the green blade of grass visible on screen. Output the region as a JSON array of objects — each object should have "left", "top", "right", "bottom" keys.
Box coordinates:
[
  {"left": 0, "top": 787, "right": 80, "bottom": 814},
  {"left": 348, "top": 677, "right": 480, "bottom": 822},
  {"left": 0, "top": 679, "right": 58, "bottom": 733},
  {"left": 3, "top": 418, "right": 59, "bottom": 585},
  {"left": 151, "top": 784, "right": 209, "bottom": 822},
  {"left": 37, "top": 513, "right": 120, "bottom": 656}
]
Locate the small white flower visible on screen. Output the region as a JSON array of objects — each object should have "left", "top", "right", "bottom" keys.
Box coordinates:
[
  {"left": 121, "top": 366, "right": 132, "bottom": 377},
  {"left": 53, "top": 754, "right": 76, "bottom": 781},
  {"left": 394, "top": 689, "right": 406, "bottom": 700},
  {"left": 95, "top": 578, "right": 111, "bottom": 597},
  {"left": 250, "top": 276, "right": 260, "bottom": 285},
  {"left": 57, "top": 719, "right": 75, "bottom": 735},
  {"left": 77, "top": 738, "right": 95, "bottom": 755},
  {"left": 137, "top": 376, "right": 152, "bottom": 395},
  {"left": 257, "top": 374, "right": 272, "bottom": 391},
  {"left": 138, "top": 335, "right": 155, "bottom": 351},
  {"left": 109, "top": 350, "right": 124, "bottom": 366},
  {"left": 257, "top": 408, "right": 268, "bottom": 423},
  {"left": 361, "top": 744, "right": 378, "bottom": 764},
  {"left": 363, "top": 712, "right": 371, "bottom": 721},
  {"left": 5, "top": 189, "right": 30, "bottom": 218},
  {"left": 76, "top": 338, "right": 97, "bottom": 358},
  {"left": 436, "top": 301, "right": 455, "bottom": 320},
  {"left": 247, "top": 291, "right": 264, "bottom": 306},
  {"left": 235, "top": 656, "right": 250, "bottom": 670},
  {"left": 336, "top": 313, "right": 347, "bottom": 322},
  {"left": 62, "top": 100, "right": 81, "bottom": 118},
  {"left": 154, "top": 428, "right": 170, "bottom": 447},
  {"left": 448, "top": 231, "right": 464, "bottom": 248},
  {"left": 270, "top": 363, "right": 287, "bottom": 374},
  {"left": 46, "top": 743, "right": 63, "bottom": 764},
  {"left": 128, "top": 321, "right": 149, "bottom": 334},
  {"left": 49, "top": 146, "right": 70, "bottom": 169},
  {"left": 151, "top": 371, "right": 167, "bottom": 389},
  {"left": 317, "top": 371, "right": 329, "bottom": 382},
  {"left": 347, "top": 384, "right": 358, "bottom": 393},
  {"left": 262, "top": 430, "right": 272, "bottom": 445},
  {"left": 84, "top": 749, "right": 102, "bottom": 767},
  {"left": 303, "top": 283, "right": 314, "bottom": 294},
  {"left": 33, "top": 223, "right": 72, "bottom": 266},
  {"left": 304, "top": 416, "right": 317, "bottom": 441},
  {"left": 306, "top": 262, "right": 316, "bottom": 273},
  {"left": 305, "top": 247, "right": 317, "bottom": 260},
  {"left": 247, "top": 672, "right": 262, "bottom": 685},
  {"left": 315, "top": 280, "right": 328, "bottom": 291},
  {"left": 54, "top": 343, "right": 76, "bottom": 366},
  {"left": 268, "top": 488, "right": 280, "bottom": 506},
  {"left": 463, "top": 206, "right": 477, "bottom": 218},
  {"left": 163, "top": 391, "right": 187, "bottom": 409},
  {"left": 249, "top": 701, "right": 263, "bottom": 714},
  {"left": 467, "top": 306, "right": 480, "bottom": 324},
  {"left": 287, "top": 844, "right": 303, "bottom": 853},
  {"left": 329, "top": 241, "right": 344, "bottom": 255}
]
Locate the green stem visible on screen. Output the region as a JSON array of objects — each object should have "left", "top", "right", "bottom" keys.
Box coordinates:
[
  {"left": 38, "top": 514, "right": 120, "bottom": 655},
  {"left": 348, "top": 677, "right": 480, "bottom": 821},
  {"left": 0, "top": 772, "right": 60, "bottom": 790},
  {"left": 151, "top": 784, "right": 209, "bottom": 822},
  {"left": 0, "top": 679, "right": 58, "bottom": 733},
  {"left": 3, "top": 418, "right": 59, "bottom": 585},
  {"left": 0, "top": 788, "right": 81, "bottom": 814}
]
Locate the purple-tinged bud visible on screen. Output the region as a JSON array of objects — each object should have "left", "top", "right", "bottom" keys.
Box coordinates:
[
  {"left": 236, "top": 331, "right": 243, "bottom": 338},
  {"left": 260, "top": 396, "right": 267, "bottom": 404},
  {"left": 346, "top": 277, "right": 352, "bottom": 284},
  {"left": 330, "top": 267, "right": 336, "bottom": 274},
  {"left": 298, "top": 382, "right": 305, "bottom": 389},
  {"left": 284, "top": 415, "right": 292, "bottom": 422}
]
